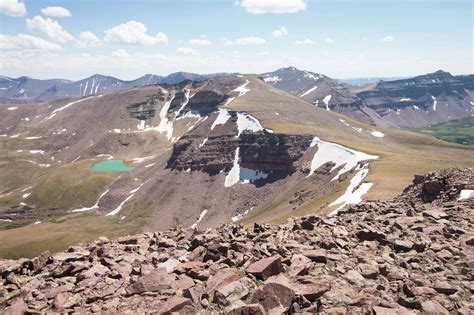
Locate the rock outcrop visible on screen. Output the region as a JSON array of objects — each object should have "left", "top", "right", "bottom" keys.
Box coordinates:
[{"left": 1, "top": 168, "right": 473, "bottom": 314}]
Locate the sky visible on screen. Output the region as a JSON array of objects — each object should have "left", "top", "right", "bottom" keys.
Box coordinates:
[{"left": 0, "top": 0, "right": 472, "bottom": 80}]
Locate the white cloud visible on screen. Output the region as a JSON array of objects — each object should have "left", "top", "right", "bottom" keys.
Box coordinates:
[
  {"left": 76, "top": 31, "right": 101, "bottom": 48},
  {"left": 272, "top": 26, "right": 288, "bottom": 38},
  {"left": 112, "top": 49, "right": 130, "bottom": 58},
  {"left": 176, "top": 47, "right": 199, "bottom": 55},
  {"left": 0, "top": 34, "right": 62, "bottom": 50},
  {"left": 382, "top": 35, "right": 394, "bottom": 43},
  {"left": 295, "top": 38, "right": 314, "bottom": 45},
  {"left": 26, "top": 16, "right": 74, "bottom": 43},
  {"left": 324, "top": 37, "right": 335, "bottom": 44},
  {"left": 189, "top": 39, "right": 212, "bottom": 46},
  {"left": 104, "top": 20, "right": 168, "bottom": 45},
  {"left": 41, "top": 6, "right": 71, "bottom": 17},
  {"left": 225, "top": 37, "right": 266, "bottom": 45},
  {"left": 0, "top": 0, "right": 26, "bottom": 17},
  {"left": 237, "top": 0, "right": 306, "bottom": 14}
]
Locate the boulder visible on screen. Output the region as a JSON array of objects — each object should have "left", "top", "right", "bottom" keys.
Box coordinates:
[
  {"left": 126, "top": 269, "right": 175, "bottom": 295},
  {"left": 246, "top": 256, "right": 282, "bottom": 280},
  {"left": 421, "top": 300, "right": 449, "bottom": 315},
  {"left": 250, "top": 281, "right": 295, "bottom": 312},
  {"left": 160, "top": 296, "right": 192, "bottom": 314},
  {"left": 225, "top": 304, "right": 265, "bottom": 315}
]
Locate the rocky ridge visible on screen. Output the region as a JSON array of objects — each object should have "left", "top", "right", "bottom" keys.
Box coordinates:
[{"left": 1, "top": 173, "right": 473, "bottom": 313}]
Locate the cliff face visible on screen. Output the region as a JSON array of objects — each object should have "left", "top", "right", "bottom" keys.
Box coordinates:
[
  {"left": 1, "top": 168, "right": 472, "bottom": 314},
  {"left": 167, "top": 109, "right": 314, "bottom": 182}
]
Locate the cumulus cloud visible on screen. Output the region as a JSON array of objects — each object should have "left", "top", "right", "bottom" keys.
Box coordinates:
[
  {"left": 295, "top": 38, "right": 314, "bottom": 45},
  {"left": 324, "top": 37, "right": 334, "bottom": 44},
  {"left": 225, "top": 36, "right": 266, "bottom": 45},
  {"left": 26, "top": 16, "right": 74, "bottom": 43},
  {"left": 104, "top": 20, "right": 168, "bottom": 45},
  {"left": 189, "top": 39, "right": 212, "bottom": 46},
  {"left": 0, "top": 0, "right": 26, "bottom": 17},
  {"left": 112, "top": 49, "right": 130, "bottom": 58},
  {"left": 382, "top": 35, "right": 394, "bottom": 43},
  {"left": 272, "top": 26, "right": 288, "bottom": 38},
  {"left": 0, "top": 34, "right": 62, "bottom": 50},
  {"left": 76, "top": 31, "right": 101, "bottom": 48},
  {"left": 237, "top": 0, "right": 307, "bottom": 14},
  {"left": 176, "top": 47, "right": 199, "bottom": 55},
  {"left": 41, "top": 6, "right": 71, "bottom": 17}
]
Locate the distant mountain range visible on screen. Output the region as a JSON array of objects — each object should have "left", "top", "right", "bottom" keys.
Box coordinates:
[
  {"left": 2, "top": 68, "right": 473, "bottom": 128},
  {"left": 261, "top": 67, "right": 474, "bottom": 128},
  {"left": 0, "top": 72, "right": 235, "bottom": 103}
]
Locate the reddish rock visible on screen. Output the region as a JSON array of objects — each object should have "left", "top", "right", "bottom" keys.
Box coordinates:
[
  {"left": 53, "top": 292, "right": 69, "bottom": 310},
  {"left": 205, "top": 268, "right": 241, "bottom": 296},
  {"left": 432, "top": 281, "right": 457, "bottom": 295},
  {"left": 225, "top": 304, "right": 265, "bottom": 315},
  {"left": 421, "top": 300, "right": 449, "bottom": 315},
  {"left": 304, "top": 249, "right": 327, "bottom": 263},
  {"left": 126, "top": 269, "right": 175, "bottom": 295},
  {"left": 250, "top": 281, "right": 295, "bottom": 312},
  {"left": 372, "top": 306, "right": 416, "bottom": 315},
  {"left": 393, "top": 240, "right": 414, "bottom": 252},
  {"left": 246, "top": 256, "right": 282, "bottom": 280},
  {"left": 160, "top": 296, "right": 192, "bottom": 314}
]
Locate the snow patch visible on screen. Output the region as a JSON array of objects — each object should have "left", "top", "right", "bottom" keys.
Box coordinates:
[
  {"left": 190, "top": 209, "right": 208, "bottom": 229},
  {"left": 431, "top": 96, "right": 437, "bottom": 111},
  {"left": 26, "top": 136, "right": 43, "bottom": 140},
  {"left": 132, "top": 155, "right": 156, "bottom": 163},
  {"left": 323, "top": 95, "right": 332, "bottom": 110},
  {"left": 307, "top": 137, "right": 378, "bottom": 180},
  {"left": 263, "top": 76, "right": 281, "bottom": 83},
  {"left": 7, "top": 107, "right": 18, "bottom": 111},
  {"left": 371, "top": 131, "right": 385, "bottom": 138},
  {"left": 233, "top": 80, "right": 250, "bottom": 97},
  {"left": 225, "top": 148, "right": 241, "bottom": 188},
  {"left": 137, "top": 120, "right": 146, "bottom": 130},
  {"left": 211, "top": 108, "right": 231, "bottom": 130},
  {"left": 399, "top": 98, "right": 412, "bottom": 102},
  {"left": 300, "top": 85, "right": 318, "bottom": 97},
  {"left": 30, "top": 150, "right": 45, "bottom": 155},
  {"left": 231, "top": 207, "right": 252, "bottom": 222},
  {"left": 106, "top": 182, "right": 146, "bottom": 216},
  {"left": 71, "top": 189, "right": 110, "bottom": 212},
  {"left": 224, "top": 147, "right": 268, "bottom": 187},
  {"left": 328, "top": 164, "right": 373, "bottom": 216},
  {"left": 199, "top": 137, "right": 208, "bottom": 148},
  {"left": 458, "top": 190, "right": 474, "bottom": 201},
  {"left": 303, "top": 71, "right": 320, "bottom": 81},
  {"left": 46, "top": 96, "right": 95, "bottom": 120},
  {"left": 129, "top": 95, "right": 181, "bottom": 140},
  {"left": 240, "top": 167, "right": 268, "bottom": 183},
  {"left": 236, "top": 112, "right": 264, "bottom": 136}
]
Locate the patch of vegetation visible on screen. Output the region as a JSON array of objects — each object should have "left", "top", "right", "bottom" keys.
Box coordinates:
[
  {"left": 409, "top": 117, "right": 474, "bottom": 145},
  {"left": 0, "top": 213, "right": 142, "bottom": 259},
  {"left": 29, "top": 160, "right": 118, "bottom": 210}
]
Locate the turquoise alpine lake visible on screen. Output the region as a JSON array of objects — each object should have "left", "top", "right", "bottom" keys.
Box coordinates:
[{"left": 92, "top": 159, "right": 135, "bottom": 172}]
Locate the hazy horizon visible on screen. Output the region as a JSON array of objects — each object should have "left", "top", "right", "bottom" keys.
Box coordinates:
[{"left": 1, "top": 0, "right": 472, "bottom": 80}]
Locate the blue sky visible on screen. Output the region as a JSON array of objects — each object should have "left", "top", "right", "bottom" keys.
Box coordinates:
[{"left": 0, "top": 0, "right": 472, "bottom": 80}]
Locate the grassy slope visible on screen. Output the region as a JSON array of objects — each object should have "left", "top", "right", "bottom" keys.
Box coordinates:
[
  {"left": 229, "top": 76, "right": 474, "bottom": 223},
  {"left": 0, "top": 213, "right": 142, "bottom": 259},
  {"left": 1, "top": 78, "right": 473, "bottom": 258},
  {"left": 409, "top": 117, "right": 474, "bottom": 145}
]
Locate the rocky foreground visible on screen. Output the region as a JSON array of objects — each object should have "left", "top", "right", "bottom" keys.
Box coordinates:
[{"left": 1, "top": 168, "right": 473, "bottom": 314}]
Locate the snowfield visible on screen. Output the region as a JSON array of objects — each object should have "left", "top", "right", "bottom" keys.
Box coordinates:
[{"left": 307, "top": 137, "right": 378, "bottom": 180}]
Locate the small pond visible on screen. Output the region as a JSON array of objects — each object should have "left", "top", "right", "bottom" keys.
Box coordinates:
[{"left": 92, "top": 159, "right": 135, "bottom": 172}]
